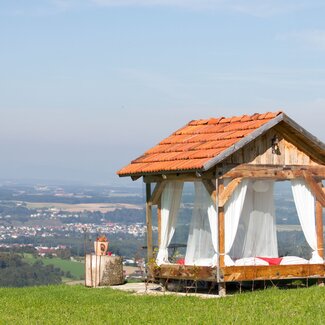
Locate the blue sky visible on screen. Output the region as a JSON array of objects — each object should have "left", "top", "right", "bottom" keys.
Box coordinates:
[{"left": 1, "top": 0, "right": 325, "bottom": 185}]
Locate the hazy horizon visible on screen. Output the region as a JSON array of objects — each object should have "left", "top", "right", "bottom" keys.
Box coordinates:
[{"left": 1, "top": 1, "right": 325, "bottom": 186}]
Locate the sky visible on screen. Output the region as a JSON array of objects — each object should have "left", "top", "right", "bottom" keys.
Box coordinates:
[{"left": 1, "top": 0, "right": 325, "bottom": 186}]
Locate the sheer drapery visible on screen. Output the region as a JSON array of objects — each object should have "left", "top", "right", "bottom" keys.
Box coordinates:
[
  {"left": 185, "top": 182, "right": 218, "bottom": 266},
  {"left": 156, "top": 182, "right": 184, "bottom": 265},
  {"left": 241, "top": 181, "right": 278, "bottom": 258},
  {"left": 224, "top": 180, "right": 248, "bottom": 265},
  {"left": 291, "top": 179, "right": 323, "bottom": 263},
  {"left": 228, "top": 180, "right": 278, "bottom": 264}
]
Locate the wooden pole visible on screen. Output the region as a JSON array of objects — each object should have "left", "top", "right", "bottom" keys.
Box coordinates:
[
  {"left": 218, "top": 178, "right": 226, "bottom": 296},
  {"left": 146, "top": 183, "right": 153, "bottom": 262},
  {"left": 157, "top": 197, "right": 162, "bottom": 247},
  {"left": 218, "top": 179, "right": 225, "bottom": 268},
  {"left": 316, "top": 200, "right": 324, "bottom": 259}
]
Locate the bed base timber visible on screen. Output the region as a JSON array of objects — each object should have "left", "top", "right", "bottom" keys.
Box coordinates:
[{"left": 151, "top": 264, "right": 325, "bottom": 282}]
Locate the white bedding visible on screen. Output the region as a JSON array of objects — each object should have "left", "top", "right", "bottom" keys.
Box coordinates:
[
  {"left": 280, "top": 256, "right": 309, "bottom": 265},
  {"left": 227, "top": 256, "right": 314, "bottom": 266},
  {"left": 234, "top": 257, "right": 269, "bottom": 266}
]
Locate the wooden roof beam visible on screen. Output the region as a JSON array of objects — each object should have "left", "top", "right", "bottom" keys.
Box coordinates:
[
  {"left": 143, "top": 171, "right": 215, "bottom": 183},
  {"left": 220, "top": 164, "right": 325, "bottom": 180}
]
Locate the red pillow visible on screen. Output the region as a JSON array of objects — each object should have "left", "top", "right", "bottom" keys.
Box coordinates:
[{"left": 176, "top": 258, "right": 185, "bottom": 265}]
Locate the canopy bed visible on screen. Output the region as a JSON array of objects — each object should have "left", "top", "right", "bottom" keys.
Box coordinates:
[{"left": 117, "top": 111, "right": 325, "bottom": 295}]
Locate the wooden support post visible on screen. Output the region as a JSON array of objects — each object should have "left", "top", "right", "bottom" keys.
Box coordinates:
[
  {"left": 146, "top": 183, "right": 153, "bottom": 262},
  {"left": 157, "top": 197, "right": 162, "bottom": 247},
  {"left": 218, "top": 179, "right": 225, "bottom": 268},
  {"left": 218, "top": 281, "right": 226, "bottom": 297},
  {"left": 218, "top": 178, "right": 226, "bottom": 296},
  {"left": 316, "top": 200, "right": 324, "bottom": 259}
]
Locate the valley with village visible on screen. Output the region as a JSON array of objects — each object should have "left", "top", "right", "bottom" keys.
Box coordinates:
[{"left": 0, "top": 179, "right": 322, "bottom": 286}]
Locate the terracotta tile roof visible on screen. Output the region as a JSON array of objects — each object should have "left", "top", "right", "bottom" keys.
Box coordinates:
[{"left": 117, "top": 111, "right": 283, "bottom": 176}]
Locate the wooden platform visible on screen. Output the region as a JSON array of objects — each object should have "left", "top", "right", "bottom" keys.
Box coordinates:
[{"left": 152, "top": 264, "right": 325, "bottom": 282}]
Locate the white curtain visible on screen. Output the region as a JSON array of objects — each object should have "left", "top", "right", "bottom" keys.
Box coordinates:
[
  {"left": 242, "top": 181, "right": 278, "bottom": 258},
  {"left": 185, "top": 182, "right": 218, "bottom": 266},
  {"left": 291, "top": 179, "right": 323, "bottom": 263},
  {"left": 229, "top": 180, "right": 278, "bottom": 262},
  {"left": 224, "top": 180, "right": 248, "bottom": 265},
  {"left": 156, "top": 181, "right": 183, "bottom": 265}
]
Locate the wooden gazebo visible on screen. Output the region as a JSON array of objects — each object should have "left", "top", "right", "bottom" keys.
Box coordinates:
[{"left": 117, "top": 111, "right": 325, "bottom": 295}]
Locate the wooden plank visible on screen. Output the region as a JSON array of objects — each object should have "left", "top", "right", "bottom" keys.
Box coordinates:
[
  {"left": 220, "top": 164, "right": 325, "bottom": 180},
  {"left": 221, "top": 264, "right": 325, "bottom": 282},
  {"left": 218, "top": 179, "right": 225, "bottom": 268},
  {"left": 150, "top": 181, "right": 166, "bottom": 205},
  {"left": 202, "top": 179, "right": 217, "bottom": 205},
  {"left": 151, "top": 264, "right": 325, "bottom": 282},
  {"left": 219, "top": 178, "right": 242, "bottom": 207},
  {"left": 152, "top": 264, "right": 217, "bottom": 282},
  {"left": 275, "top": 124, "right": 325, "bottom": 165},
  {"left": 303, "top": 171, "right": 325, "bottom": 207},
  {"left": 146, "top": 183, "right": 153, "bottom": 261},
  {"left": 143, "top": 172, "right": 215, "bottom": 183},
  {"left": 316, "top": 199, "right": 324, "bottom": 259}
]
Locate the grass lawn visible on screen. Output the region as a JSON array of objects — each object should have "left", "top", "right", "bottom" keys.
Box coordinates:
[
  {"left": 23, "top": 254, "right": 84, "bottom": 279},
  {"left": 0, "top": 285, "right": 324, "bottom": 324}
]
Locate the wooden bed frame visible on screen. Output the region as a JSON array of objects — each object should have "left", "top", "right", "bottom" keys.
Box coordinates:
[{"left": 152, "top": 263, "right": 325, "bottom": 282}]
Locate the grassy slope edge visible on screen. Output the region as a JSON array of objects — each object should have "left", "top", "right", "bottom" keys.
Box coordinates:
[{"left": 0, "top": 285, "right": 324, "bottom": 324}]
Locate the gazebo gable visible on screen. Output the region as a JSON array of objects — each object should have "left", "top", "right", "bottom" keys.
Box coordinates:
[{"left": 117, "top": 111, "right": 325, "bottom": 178}]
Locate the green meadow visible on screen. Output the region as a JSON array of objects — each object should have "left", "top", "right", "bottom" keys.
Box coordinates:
[
  {"left": 23, "top": 254, "right": 84, "bottom": 280},
  {"left": 0, "top": 285, "right": 324, "bottom": 324}
]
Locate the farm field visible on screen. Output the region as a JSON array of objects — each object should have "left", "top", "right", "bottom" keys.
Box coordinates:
[
  {"left": 0, "top": 285, "right": 324, "bottom": 324},
  {"left": 24, "top": 202, "right": 142, "bottom": 212},
  {"left": 23, "top": 254, "right": 85, "bottom": 280}
]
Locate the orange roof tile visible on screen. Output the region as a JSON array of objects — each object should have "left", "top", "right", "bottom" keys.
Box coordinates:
[{"left": 117, "top": 111, "right": 283, "bottom": 176}]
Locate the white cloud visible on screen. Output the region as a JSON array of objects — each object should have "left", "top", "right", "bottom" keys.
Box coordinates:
[{"left": 277, "top": 29, "right": 325, "bottom": 51}]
